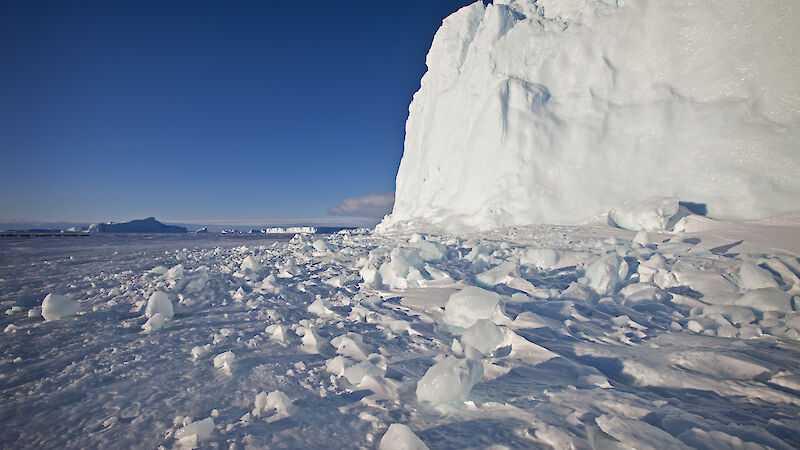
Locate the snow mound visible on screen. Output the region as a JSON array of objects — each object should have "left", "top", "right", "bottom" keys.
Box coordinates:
[
  {"left": 380, "top": 0, "right": 800, "bottom": 232},
  {"left": 41, "top": 293, "right": 80, "bottom": 321}
]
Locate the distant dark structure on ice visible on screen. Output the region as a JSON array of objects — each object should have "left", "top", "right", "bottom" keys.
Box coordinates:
[{"left": 89, "top": 217, "right": 187, "bottom": 234}]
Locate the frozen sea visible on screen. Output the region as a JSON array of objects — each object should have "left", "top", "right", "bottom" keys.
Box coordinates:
[{"left": 1, "top": 224, "right": 799, "bottom": 449}]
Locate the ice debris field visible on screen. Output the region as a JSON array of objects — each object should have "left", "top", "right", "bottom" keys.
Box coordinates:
[{"left": 1, "top": 217, "right": 800, "bottom": 448}]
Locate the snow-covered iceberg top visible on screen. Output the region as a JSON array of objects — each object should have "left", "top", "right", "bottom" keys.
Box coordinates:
[
  {"left": 380, "top": 0, "right": 800, "bottom": 233},
  {"left": 89, "top": 217, "right": 187, "bottom": 233}
]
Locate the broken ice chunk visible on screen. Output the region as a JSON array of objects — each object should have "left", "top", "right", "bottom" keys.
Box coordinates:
[
  {"left": 738, "top": 262, "right": 779, "bottom": 290},
  {"left": 460, "top": 319, "right": 505, "bottom": 356},
  {"left": 241, "top": 255, "right": 263, "bottom": 275},
  {"left": 145, "top": 291, "right": 174, "bottom": 319},
  {"left": 325, "top": 355, "right": 353, "bottom": 377},
  {"left": 331, "top": 332, "right": 373, "bottom": 361},
  {"left": 379, "top": 423, "right": 429, "bottom": 450},
  {"left": 608, "top": 197, "right": 680, "bottom": 232},
  {"left": 212, "top": 351, "right": 235, "bottom": 373},
  {"left": 265, "top": 324, "right": 289, "bottom": 344},
  {"left": 443, "top": 286, "right": 501, "bottom": 328},
  {"left": 416, "top": 356, "right": 483, "bottom": 405},
  {"left": 142, "top": 313, "right": 167, "bottom": 333},
  {"left": 41, "top": 293, "right": 80, "bottom": 321},
  {"left": 253, "top": 390, "right": 293, "bottom": 422},
  {"left": 584, "top": 254, "right": 628, "bottom": 296},
  {"left": 735, "top": 288, "right": 793, "bottom": 313},
  {"left": 174, "top": 417, "right": 214, "bottom": 447},
  {"left": 297, "top": 326, "right": 327, "bottom": 354},
  {"left": 475, "top": 262, "right": 518, "bottom": 287},
  {"left": 344, "top": 360, "right": 384, "bottom": 385}
]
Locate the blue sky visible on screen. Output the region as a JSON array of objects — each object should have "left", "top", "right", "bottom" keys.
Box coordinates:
[{"left": 0, "top": 0, "right": 479, "bottom": 226}]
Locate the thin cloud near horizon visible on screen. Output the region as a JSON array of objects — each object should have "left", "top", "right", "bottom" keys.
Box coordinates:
[{"left": 328, "top": 192, "right": 395, "bottom": 218}]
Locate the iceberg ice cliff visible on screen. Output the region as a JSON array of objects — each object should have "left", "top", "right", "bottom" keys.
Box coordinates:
[{"left": 380, "top": 0, "right": 800, "bottom": 232}]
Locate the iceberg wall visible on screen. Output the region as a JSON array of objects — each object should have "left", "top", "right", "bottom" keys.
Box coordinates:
[{"left": 380, "top": 0, "right": 800, "bottom": 232}]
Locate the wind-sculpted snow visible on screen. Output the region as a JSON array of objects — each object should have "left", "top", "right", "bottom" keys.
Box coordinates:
[
  {"left": 382, "top": 0, "right": 800, "bottom": 232},
  {"left": 1, "top": 224, "right": 799, "bottom": 448}
]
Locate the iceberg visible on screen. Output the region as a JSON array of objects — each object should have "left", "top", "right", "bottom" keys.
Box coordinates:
[
  {"left": 380, "top": 0, "right": 800, "bottom": 232},
  {"left": 89, "top": 217, "right": 187, "bottom": 233}
]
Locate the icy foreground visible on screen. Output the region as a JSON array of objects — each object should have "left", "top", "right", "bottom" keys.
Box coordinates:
[
  {"left": 1, "top": 223, "right": 799, "bottom": 448},
  {"left": 383, "top": 0, "right": 800, "bottom": 232}
]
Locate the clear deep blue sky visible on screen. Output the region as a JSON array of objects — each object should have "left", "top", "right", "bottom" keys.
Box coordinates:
[{"left": 0, "top": 0, "right": 479, "bottom": 225}]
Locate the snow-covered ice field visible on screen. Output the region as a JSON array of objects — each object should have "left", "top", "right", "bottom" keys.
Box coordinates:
[{"left": 2, "top": 220, "right": 800, "bottom": 449}]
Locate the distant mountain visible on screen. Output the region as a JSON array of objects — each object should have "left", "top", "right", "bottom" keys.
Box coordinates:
[{"left": 89, "top": 217, "right": 187, "bottom": 234}]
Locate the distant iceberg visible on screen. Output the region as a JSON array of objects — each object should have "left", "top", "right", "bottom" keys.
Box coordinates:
[
  {"left": 89, "top": 217, "right": 187, "bottom": 234},
  {"left": 262, "top": 226, "right": 317, "bottom": 234}
]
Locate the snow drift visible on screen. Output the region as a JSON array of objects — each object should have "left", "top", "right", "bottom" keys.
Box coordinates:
[{"left": 381, "top": 0, "right": 800, "bottom": 232}]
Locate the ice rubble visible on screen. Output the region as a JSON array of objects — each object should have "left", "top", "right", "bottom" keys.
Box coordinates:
[
  {"left": 2, "top": 220, "right": 800, "bottom": 447},
  {"left": 380, "top": 0, "right": 800, "bottom": 232}
]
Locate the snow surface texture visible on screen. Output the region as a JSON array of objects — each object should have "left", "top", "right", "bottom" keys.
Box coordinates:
[
  {"left": 381, "top": 0, "right": 800, "bottom": 232},
  {"left": 1, "top": 222, "right": 799, "bottom": 448}
]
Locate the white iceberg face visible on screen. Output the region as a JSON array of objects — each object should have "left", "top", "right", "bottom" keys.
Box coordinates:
[{"left": 381, "top": 0, "right": 800, "bottom": 232}]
